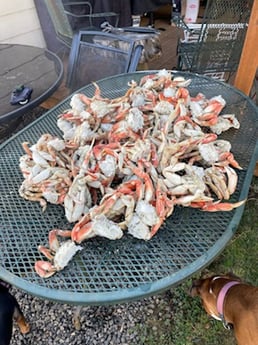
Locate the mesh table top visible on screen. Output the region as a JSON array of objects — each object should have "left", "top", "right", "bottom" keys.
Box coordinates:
[{"left": 0, "top": 71, "right": 257, "bottom": 305}]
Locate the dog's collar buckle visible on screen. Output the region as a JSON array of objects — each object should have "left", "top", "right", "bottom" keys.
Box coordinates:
[{"left": 219, "top": 314, "right": 233, "bottom": 330}]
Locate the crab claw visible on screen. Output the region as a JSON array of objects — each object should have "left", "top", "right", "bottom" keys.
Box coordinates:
[
  {"left": 71, "top": 215, "right": 123, "bottom": 243},
  {"left": 35, "top": 239, "right": 83, "bottom": 278},
  {"left": 34, "top": 260, "right": 57, "bottom": 278}
]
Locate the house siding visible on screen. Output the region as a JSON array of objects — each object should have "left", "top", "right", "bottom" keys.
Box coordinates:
[{"left": 0, "top": 0, "right": 46, "bottom": 48}]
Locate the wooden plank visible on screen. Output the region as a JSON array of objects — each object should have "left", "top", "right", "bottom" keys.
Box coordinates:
[
  {"left": 234, "top": 0, "right": 258, "bottom": 177},
  {"left": 40, "top": 82, "right": 70, "bottom": 110},
  {"left": 234, "top": 0, "right": 258, "bottom": 95}
]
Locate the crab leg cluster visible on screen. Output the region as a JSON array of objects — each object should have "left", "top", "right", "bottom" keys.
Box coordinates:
[{"left": 18, "top": 70, "right": 244, "bottom": 278}]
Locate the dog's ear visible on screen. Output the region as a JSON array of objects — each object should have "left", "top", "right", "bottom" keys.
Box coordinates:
[
  {"left": 189, "top": 279, "right": 202, "bottom": 297},
  {"left": 225, "top": 272, "right": 242, "bottom": 281}
]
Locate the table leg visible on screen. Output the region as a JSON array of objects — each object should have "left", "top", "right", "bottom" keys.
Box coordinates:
[{"left": 72, "top": 306, "right": 83, "bottom": 330}]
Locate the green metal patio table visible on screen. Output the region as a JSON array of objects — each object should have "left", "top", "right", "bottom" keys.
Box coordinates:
[{"left": 0, "top": 71, "right": 257, "bottom": 306}]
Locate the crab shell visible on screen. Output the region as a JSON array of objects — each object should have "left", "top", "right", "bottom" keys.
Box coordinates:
[
  {"left": 35, "top": 240, "right": 82, "bottom": 278},
  {"left": 54, "top": 240, "right": 83, "bottom": 270}
]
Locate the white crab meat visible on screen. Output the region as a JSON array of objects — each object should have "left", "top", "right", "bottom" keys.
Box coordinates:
[
  {"left": 154, "top": 100, "right": 174, "bottom": 115},
  {"left": 42, "top": 191, "right": 59, "bottom": 204},
  {"left": 189, "top": 101, "right": 203, "bottom": 118},
  {"left": 173, "top": 76, "right": 192, "bottom": 87},
  {"left": 65, "top": 197, "right": 90, "bottom": 223},
  {"left": 127, "top": 107, "right": 144, "bottom": 131},
  {"left": 30, "top": 151, "right": 50, "bottom": 167},
  {"left": 131, "top": 93, "right": 145, "bottom": 107},
  {"left": 189, "top": 165, "right": 205, "bottom": 179},
  {"left": 54, "top": 240, "right": 82, "bottom": 271},
  {"left": 64, "top": 177, "right": 91, "bottom": 223},
  {"left": 210, "top": 114, "right": 240, "bottom": 134},
  {"left": 142, "top": 78, "right": 154, "bottom": 89},
  {"left": 64, "top": 173, "right": 92, "bottom": 222},
  {"left": 198, "top": 142, "right": 219, "bottom": 164},
  {"left": 70, "top": 94, "right": 85, "bottom": 114},
  {"left": 73, "top": 121, "right": 94, "bottom": 144},
  {"left": 158, "top": 69, "right": 171, "bottom": 78},
  {"left": 92, "top": 215, "right": 123, "bottom": 240},
  {"left": 101, "top": 123, "right": 113, "bottom": 132},
  {"left": 99, "top": 155, "right": 116, "bottom": 177},
  {"left": 135, "top": 200, "right": 158, "bottom": 226},
  {"left": 26, "top": 164, "right": 44, "bottom": 180},
  {"left": 163, "top": 87, "right": 176, "bottom": 98},
  {"left": 72, "top": 145, "right": 92, "bottom": 169},
  {"left": 47, "top": 138, "right": 66, "bottom": 151},
  {"left": 127, "top": 214, "right": 151, "bottom": 240},
  {"left": 91, "top": 100, "right": 110, "bottom": 118},
  {"left": 57, "top": 118, "right": 75, "bottom": 141},
  {"left": 214, "top": 139, "right": 232, "bottom": 153},
  {"left": 31, "top": 167, "right": 52, "bottom": 183}
]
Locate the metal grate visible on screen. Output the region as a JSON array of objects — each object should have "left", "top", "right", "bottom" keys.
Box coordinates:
[
  {"left": 176, "top": 0, "right": 253, "bottom": 80},
  {"left": 0, "top": 71, "right": 257, "bottom": 305}
]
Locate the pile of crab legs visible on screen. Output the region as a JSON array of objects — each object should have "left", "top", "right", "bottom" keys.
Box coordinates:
[{"left": 18, "top": 70, "right": 245, "bottom": 278}]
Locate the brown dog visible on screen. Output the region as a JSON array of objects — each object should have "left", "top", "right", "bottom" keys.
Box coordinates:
[{"left": 190, "top": 273, "right": 258, "bottom": 345}]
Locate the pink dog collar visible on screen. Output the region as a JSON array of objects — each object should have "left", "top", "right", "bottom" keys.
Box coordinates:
[{"left": 216, "top": 281, "right": 241, "bottom": 329}]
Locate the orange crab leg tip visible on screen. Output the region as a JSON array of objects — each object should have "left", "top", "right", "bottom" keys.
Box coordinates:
[
  {"left": 202, "top": 199, "right": 246, "bottom": 212},
  {"left": 37, "top": 245, "right": 54, "bottom": 261},
  {"left": 79, "top": 93, "right": 92, "bottom": 106},
  {"left": 34, "top": 260, "right": 56, "bottom": 278}
]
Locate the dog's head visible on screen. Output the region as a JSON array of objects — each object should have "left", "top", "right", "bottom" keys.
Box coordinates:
[{"left": 190, "top": 273, "right": 242, "bottom": 318}]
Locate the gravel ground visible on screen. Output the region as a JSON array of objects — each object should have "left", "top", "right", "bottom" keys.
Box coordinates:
[
  {"left": 10, "top": 287, "right": 174, "bottom": 345},
  {"left": 2, "top": 107, "right": 174, "bottom": 345}
]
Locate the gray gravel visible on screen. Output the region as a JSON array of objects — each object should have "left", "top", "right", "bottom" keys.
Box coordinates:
[{"left": 10, "top": 287, "right": 174, "bottom": 345}]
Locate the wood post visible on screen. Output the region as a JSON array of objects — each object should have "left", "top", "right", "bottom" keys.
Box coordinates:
[
  {"left": 234, "top": 0, "right": 258, "bottom": 177},
  {"left": 234, "top": 0, "right": 258, "bottom": 96}
]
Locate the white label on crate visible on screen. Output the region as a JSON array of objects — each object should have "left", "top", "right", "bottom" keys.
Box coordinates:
[{"left": 184, "top": 0, "right": 199, "bottom": 23}]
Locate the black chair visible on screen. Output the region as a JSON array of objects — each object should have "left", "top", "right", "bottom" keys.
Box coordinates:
[
  {"left": 66, "top": 30, "right": 143, "bottom": 92},
  {"left": 62, "top": 1, "right": 120, "bottom": 30},
  {"left": 44, "top": 0, "right": 119, "bottom": 49},
  {"left": 175, "top": 0, "right": 252, "bottom": 80},
  {"left": 101, "top": 25, "right": 162, "bottom": 66}
]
